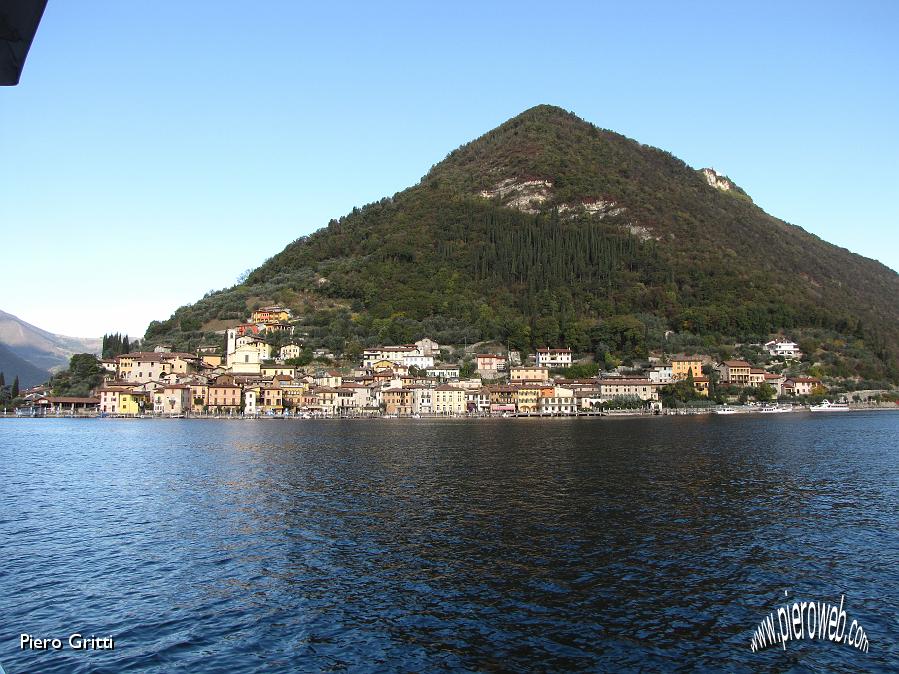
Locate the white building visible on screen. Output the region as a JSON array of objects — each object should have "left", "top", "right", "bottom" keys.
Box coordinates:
[
  {"left": 280, "top": 344, "right": 302, "bottom": 361},
  {"left": 647, "top": 365, "right": 673, "bottom": 384},
  {"left": 535, "top": 348, "right": 572, "bottom": 368},
  {"left": 765, "top": 339, "right": 801, "bottom": 359},
  {"left": 404, "top": 353, "right": 435, "bottom": 369},
  {"left": 244, "top": 388, "right": 258, "bottom": 416},
  {"left": 363, "top": 345, "right": 434, "bottom": 369},
  {"left": 539, "top": 395, "right": 576, "bottom": 415},
  {"left": 153, "top": 384, "right": 191, "bottom": 415},
  {"left": 411, "top": 386, "right": 434, "bottom": 415},
  {"left": 466, "top": 388, "right": 491, "bottom": 414},
  {"left": 426, "top": 365, "right": 460, "bottom": 381}
]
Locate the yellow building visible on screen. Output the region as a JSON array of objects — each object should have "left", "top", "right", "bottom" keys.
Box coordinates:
[
  {"left": 693, "top": 376, "right": 710, "bottom": 397},
  {"left": 261, "top": 364, "right": 297, "bottom": 378},
  {"left": 281, "top": 384, "right": 307, "bottom": 411},
  {"left": 515, "top": 384, "right": 541, "bottom": 413},
  {"left": 383, "top": 388, "right": 413, "bottom": 415},
  {"left": 251, "top": 306, "right": 291, "bottom": 323},
  {"left": 510, "top": 366, "right": 549, "bottom": 382},
  {"left": 261, "top": 385, "right": 284, "bottom": 414},
  {"left": 190, "top": 383, "right": 209, "bottom": 413},
  {"left": 98, "top": 385, "right": 146, "bottom": 415},
  {"left": 434, "top": 384, "right": 466, "bottom": 414},
  {"left": 670, "top": 356, "right": 704, "bottom": 381}
]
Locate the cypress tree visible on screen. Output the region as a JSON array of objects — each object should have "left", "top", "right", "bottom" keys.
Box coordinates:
[
  {"left": 12, "top": 376, "right": 20, "bottom": 398},
  {"left": 0, "top": 371, "right": 5, "bottom": 387}
]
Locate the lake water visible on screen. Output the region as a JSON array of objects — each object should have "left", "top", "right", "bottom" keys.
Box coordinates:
[{"left": 1, "top": 413, "right": 897, "bottom": 672}]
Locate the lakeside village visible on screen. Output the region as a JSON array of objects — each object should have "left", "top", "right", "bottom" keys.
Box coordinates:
[{"left": 6, "top": 306, "right": 898, "bottom": 419}]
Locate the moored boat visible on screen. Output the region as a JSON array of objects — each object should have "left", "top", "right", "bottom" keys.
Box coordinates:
[
  {"left": 809, "top": 400, "right": 850, "bottom": 412},
  {"left": 760, "top": 404, "right": 792, "bottom": 413}
]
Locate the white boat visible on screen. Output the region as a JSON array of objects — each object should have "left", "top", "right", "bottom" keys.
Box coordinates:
[
  {"left": 809, "top": 400, "right": 850, "bottom": 412},
  {"left": 714, "top": 407, "right": 738, "bottom": 415},
  {"left": 760, "top": 405, "right": 792, "bottom": 413}
]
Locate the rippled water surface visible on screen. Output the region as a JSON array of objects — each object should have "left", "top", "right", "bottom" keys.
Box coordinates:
[{"left": 1, "top": 413, "right": 898, "bottom": 672}]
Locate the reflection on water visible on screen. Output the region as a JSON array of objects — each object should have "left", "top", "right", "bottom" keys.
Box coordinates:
[{"left": 1, "top": 413, "right": 897, "bottom": 672}]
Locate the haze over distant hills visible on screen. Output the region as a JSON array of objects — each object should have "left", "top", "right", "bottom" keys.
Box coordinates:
[
  {"left": 143, "top": 105, "right": 899, "bottom": 381},
  {"left": 0, "top": 310, "right": 100, "bottom": 387}
]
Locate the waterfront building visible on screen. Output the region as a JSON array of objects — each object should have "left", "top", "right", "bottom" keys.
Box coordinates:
[
  {"left": 764, "top": 372, "right": 785, "bottom": 396},
  {"left": 408, "top": 385, "right": 432, "bottom": 415},
  {"left": 98, "top": 385, "right": 145, "bottom": 415},
  {"left": 539, "top": 394, "right": 576, "bottom": 415},
  {"left": 36, "top": 396, "right": 99, "bottom": 415},
  {"left": 243, "top": 386, "right": 259, "bottom": 416},
  {"left": 784, "top": 377, "right": 822, "bottom": 397},
  {"left": 515, "top": 383, "right": 542, "bottom": 413},
  {"left": 434, "top": 384, "right": 466, "bottom": 414},
  {"left": 599, "top": 379, "right": 659, "bottom": 401},
  {"left": 207, "top": 379, "right": 242, "bottom": 415},
  {"left": 153, "top": 384, "right": 191, "bottom": 415},
  {"left": 383, "top": 387, "right": 413, "bottom": 415},
  {"left": 719, "top": 360, "right": 751, "bottom": 386}
]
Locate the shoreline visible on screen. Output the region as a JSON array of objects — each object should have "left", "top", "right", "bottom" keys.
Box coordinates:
[{"left": 3, "top": 406, "right": 897, "bottom": 421}]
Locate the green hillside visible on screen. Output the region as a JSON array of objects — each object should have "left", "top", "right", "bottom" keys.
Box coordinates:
[{"left": 144, "top": 105, "right": 899, "bottom": 382}]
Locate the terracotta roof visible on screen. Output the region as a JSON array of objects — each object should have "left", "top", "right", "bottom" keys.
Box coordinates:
[
  {"left": 723, "top": 360, "right": 751, "bottom": 367},
  {"left": 117, "top": 351, "right": 196, "bottom": 361},
  {"left": 601, "top": 379, "right": 652, "bottom": 386},
  {"left": 41, "top": 396, "right": 99, "bottom": 404}
]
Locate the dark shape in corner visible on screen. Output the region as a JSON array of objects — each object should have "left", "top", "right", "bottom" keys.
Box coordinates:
[{"left": 0, "top": 0, "right": 48, "bottom": 86}]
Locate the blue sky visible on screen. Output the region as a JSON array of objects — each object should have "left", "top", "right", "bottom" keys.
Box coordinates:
[{"left": 2, "top": 1, "right": 897, "bottom": 338}]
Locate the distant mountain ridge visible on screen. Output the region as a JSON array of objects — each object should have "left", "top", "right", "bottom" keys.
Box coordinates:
[
  {"left": 142, "top": 105, "right": 899, "bottom": 382},
  {"left": 0, "top": 310, "right": 100, "bottom": 386},
  {"left": 0, "top": 342, "right": 49, "bottom": 389}
]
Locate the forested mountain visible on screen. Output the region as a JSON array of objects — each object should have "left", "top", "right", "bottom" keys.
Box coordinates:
[{"left": 144, "top": 105, "right": 899, "bottom": 382}]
